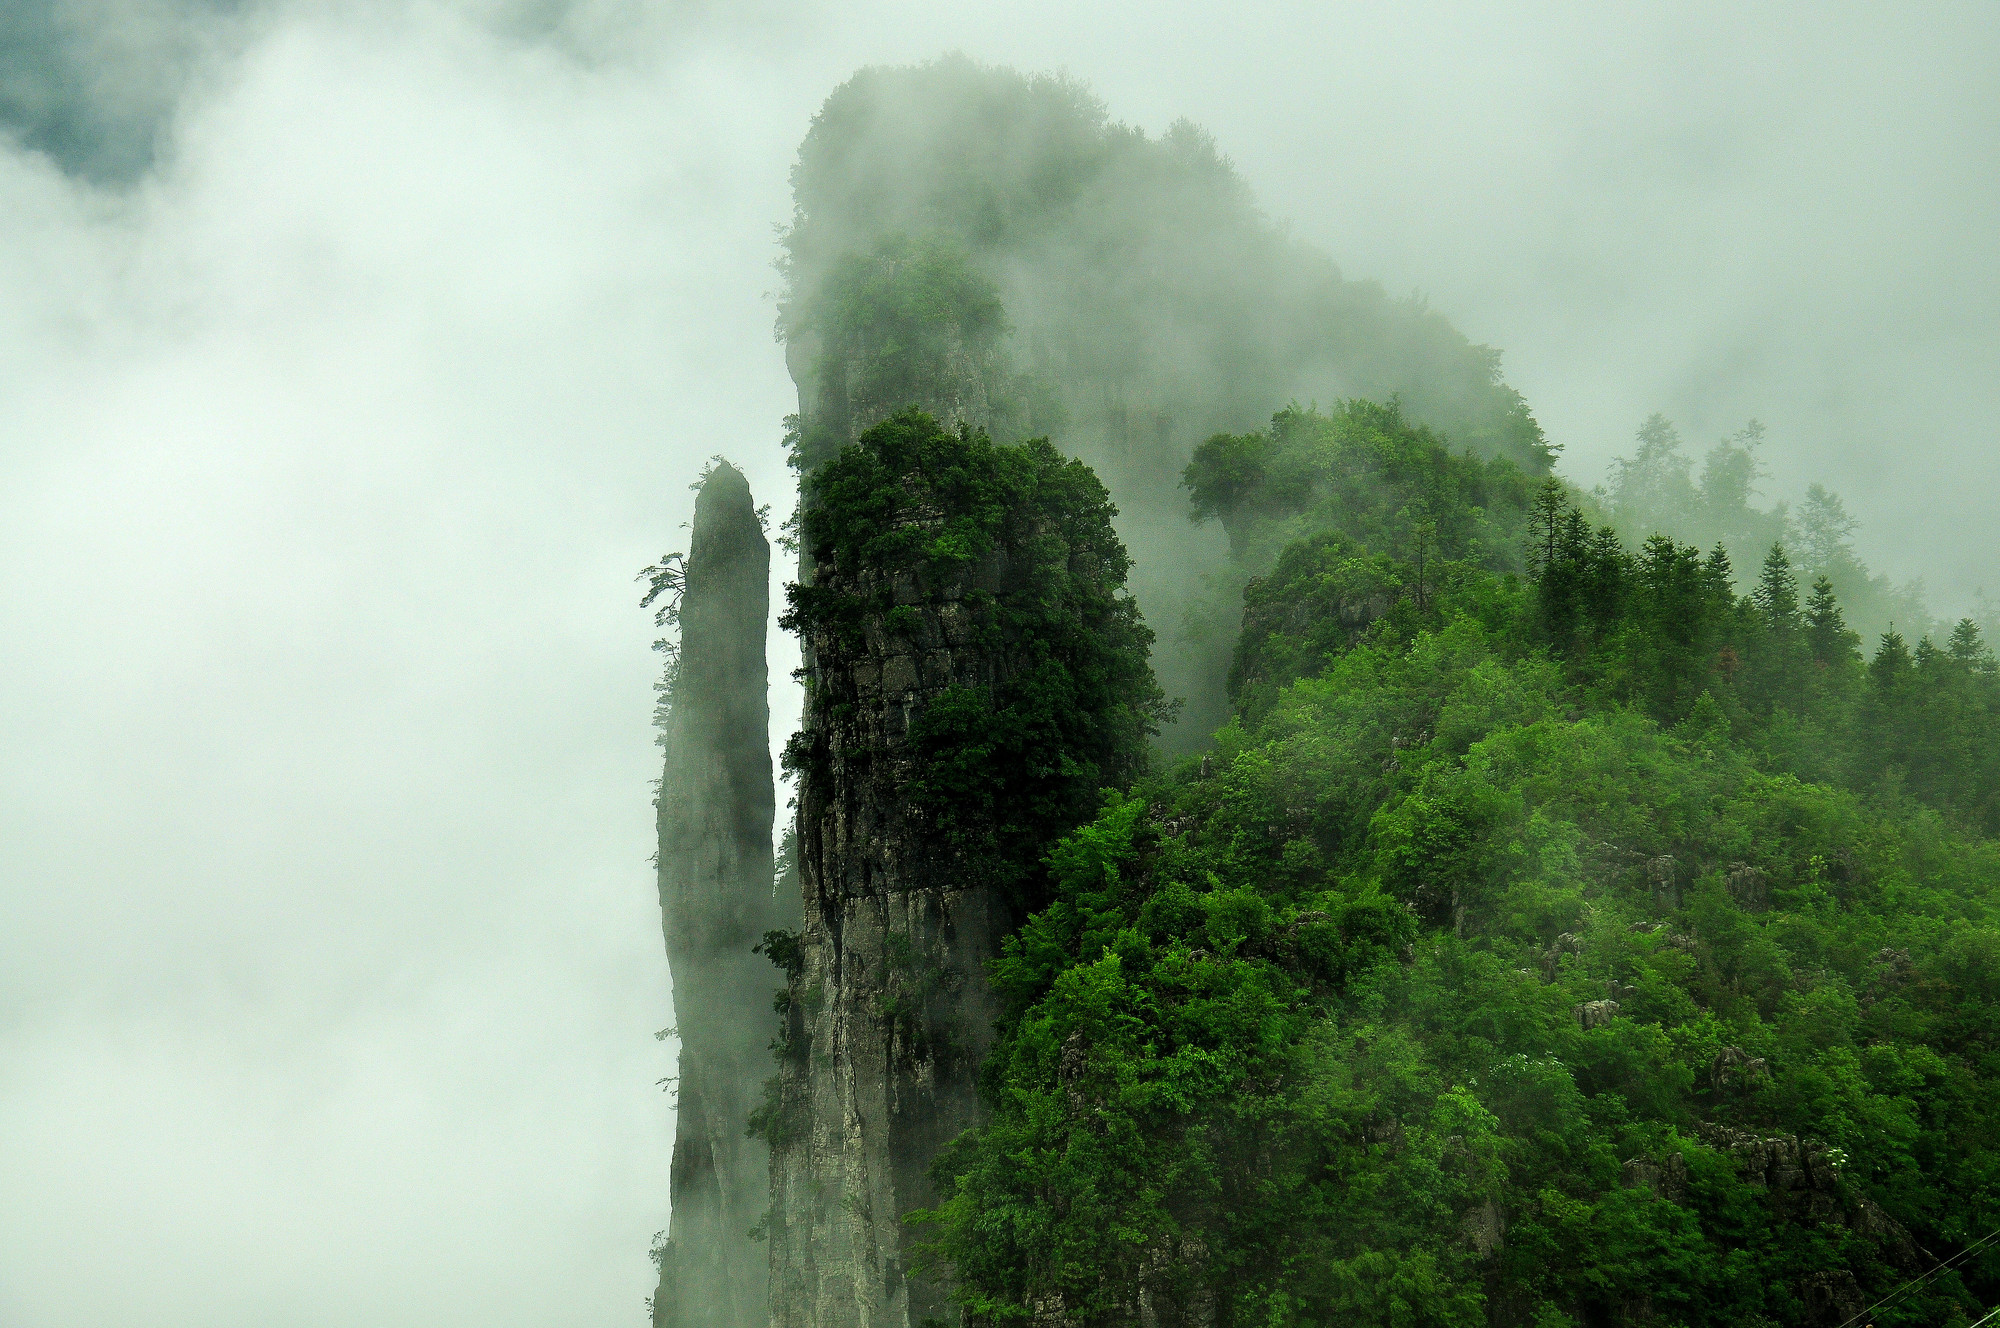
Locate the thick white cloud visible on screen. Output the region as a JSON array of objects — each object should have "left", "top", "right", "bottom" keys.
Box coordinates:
[
  {"left": 0, "top": 3, "right": 1994, "bottom": 1325},
  {"left": 0, "top": 8, "right": 804, "bottom": 1324}
]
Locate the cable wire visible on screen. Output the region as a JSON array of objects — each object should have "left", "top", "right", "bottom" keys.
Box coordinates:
[{"left": 1831, "top": 1224, "right": 2000, "bottom": 1328}]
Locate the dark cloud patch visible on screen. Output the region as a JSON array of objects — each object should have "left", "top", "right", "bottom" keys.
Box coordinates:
[{"left": 0, "top": 0, "right": 256, "bottom": 182}]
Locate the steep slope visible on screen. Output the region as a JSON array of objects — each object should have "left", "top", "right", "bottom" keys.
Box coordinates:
[
  {"left": 751, "top": 56, "right": 2000, "bottom": 1328},
  {"left": 779, "top": 56, "right": 1552, "bottom": 743}
]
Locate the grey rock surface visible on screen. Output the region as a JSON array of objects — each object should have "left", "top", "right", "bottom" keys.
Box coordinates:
[
  {"left": 765, "top": 515, "right": 1015, "bottom": 1328},
  {"left": 652, "top": 462, "right": 787, "bottom": 1328}
]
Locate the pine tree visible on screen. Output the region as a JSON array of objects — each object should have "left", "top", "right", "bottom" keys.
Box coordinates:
[
  {"left": 1632, "top": 535, "right": 1714, "bottom": 718},
  {"left": 1858, "top": 628, "right": 1919, "bottom": 789},
  {"left": 1746, "top": 543, "right": 1808, "bottom": 711},
  {"left": 1701, "top": 542, "right": 1735, "bottom": 612},
  {"left": 1871, "top": 629, "right": 1913, "bottom": 691},
  {"left": 1754, "top": 544, "right": 1800, "bottom": 634},
  {"left": 1805, "top": 576, "right": 1860, "bottom": 667},
  {"left": 1583, "top": 524, "right": 1629, "bottom": 628},
  {"left": 1947, "top": 618, "right": 1996, "bottom": 673},
  {"left": 1526, "top": 477, "right": 1567, "bottom": 580}
]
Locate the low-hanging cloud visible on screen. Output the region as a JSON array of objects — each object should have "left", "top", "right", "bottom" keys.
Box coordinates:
[{"left": 1, "top": 3, "right": 1994, "bottom": 1326}]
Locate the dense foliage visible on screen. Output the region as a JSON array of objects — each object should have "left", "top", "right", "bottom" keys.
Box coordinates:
[
  {"left": 913, "top": 404, "right": 2000, "bottom": 1326},
  {"left": 787, "top": 235, "right": 1045, "bottom": 472},
  {"left": 1184, "top": 400, "right": 1539, "bottom": 568},
  {"left": 761, "top": 58, "right": 1998, "bottom": 1328},
  {"left": 781, "top": 408, "right": 1168, "bottom": 908}
]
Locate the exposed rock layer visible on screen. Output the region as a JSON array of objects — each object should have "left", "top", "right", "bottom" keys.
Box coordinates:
[
  {"left": 653, "top": 462, "right": 785, "bottom": 1328},
  {"left": 767, "top": 406, "right": 1156, "bottom": 1326},
  {"left": 770, "top": 250, "right": 1013, "bottom": 1327},
  {"left": 766, "top": 487, "right": 1016, "bottom": 1328}
]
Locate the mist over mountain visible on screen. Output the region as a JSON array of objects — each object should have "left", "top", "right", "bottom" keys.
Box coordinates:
[{"left": 1, "top": 5, "right": 1996, "bottom": 1327}]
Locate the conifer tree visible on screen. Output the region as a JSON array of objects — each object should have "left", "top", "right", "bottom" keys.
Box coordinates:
[
  {"left": 1805, "top": 575, "right": 1860, "bottom": 667},
  {"left": 1746, "top": 543, "right": 1808, "bottom": 710},
  {"left": 1754, "top": 544, "right": 1800, "bottom": 632},
  {"left": 1526, "top": 477, "right": 1567, "bottom": 580},
  {"left": 1631, "top": 535, "right": 1713, "bottom": 718},
  {"left": 1871, "top": 629, "right": 1913, "bottom": 691},
  {"left": 1861, "top": 628, "right": 1917, "bottom": 781},
  {"left": 1948, "top": 617, "right": 1996, "bottom": 672},
  {"left": 1701, "top": 542, "right": 1736, "bottom": 611},
  {"left": 1583, "top": 524, "right": 1629, "bottom": 628}
]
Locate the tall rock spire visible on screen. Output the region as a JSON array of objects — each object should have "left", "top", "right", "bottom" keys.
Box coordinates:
[{"left": 651, "top": 460, "right": 786, "bottom": 1328}]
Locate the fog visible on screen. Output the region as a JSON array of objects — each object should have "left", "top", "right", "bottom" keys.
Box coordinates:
[{"left": 0, "top": 3, "right": 1993, "bottom": 1324}]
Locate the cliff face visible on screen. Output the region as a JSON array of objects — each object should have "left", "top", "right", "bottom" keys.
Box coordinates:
[
  {"left": 652, "top": 462, "right": 786, "bottom": 1328},
  {"left": 765, "top": 562, "right": 1008, "bottom": 1328},
  {"left": 768, "top": 248, "right": 1006, "bottom": 1328},
  {"left": 766, "top": 411, "right": 1158, "bottom": 1328}
]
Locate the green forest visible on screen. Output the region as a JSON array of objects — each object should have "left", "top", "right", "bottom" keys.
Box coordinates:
[
  {"left": 902, "top": 401, "right": 2000, "bottom": 1326},
  {"left": 760, "top": 56, "right": 2000, "bottom": 1328}
]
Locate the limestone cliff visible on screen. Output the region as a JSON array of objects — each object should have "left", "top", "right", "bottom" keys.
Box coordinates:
[
  {"left": 652, "top": 462, "right": 786, "bottom": 1328},
  {"left": 766, "top": 411, "right": 1159, "bottom": 1328}
]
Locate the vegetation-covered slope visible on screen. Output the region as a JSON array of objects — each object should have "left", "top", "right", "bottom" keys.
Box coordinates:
[
  {"left": 760, "top": 410, "right": 1170, "bottom": 1327},
  {"left": 1597, "top": 414, "right": 1947, "bottom": 648},
  {"left": 780, "top": 408, "right": 1169, "bottom": 916},
  {"left": 911, "top": 406, "right": 2000, "bottom": 1327}
]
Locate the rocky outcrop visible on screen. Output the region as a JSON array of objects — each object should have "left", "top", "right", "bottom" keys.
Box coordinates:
[
  {"left": 767, "top": 411, "right": 1157, "bottom": 1328},
  {"left": 769, "top": 246, "right": 1016, "bottom": 1328},
  {"left": 1700, "top": 1125, "right": 1845, "bottom": 1222},
  {"left": 791, "top": 319, "right": 1006, "bottom": 456},
  {"left": 1574, "top": 999, "right": 1620, "bottom": 1030},
  {"left": 652, "top": 462, "right": 787, "bottom": 1328},
  {"left": 1621, "top": 1152, "right": 1689, "bottom": 1201},
  {"left": 1709, "top": 1045, "right": 1770, "bottom": 1093},
  {"left": 766, "top": 487, "right": 1021, "bottom": 1327},
  {"left": 784, "top": 237, "right": 1023, "bottom": 473},
  {"left": 1227, "top": 532, "right": 1398, "bottom": 705},
  {"left": 1725, "top": 862, "right": 1769, "bottom": 911},
  {"left": 1697, "top": 1124, "right": 1930, "bottom": 1302},
  {"left": 1541, "top": 931, "right": 1582, "bottom": 980}
]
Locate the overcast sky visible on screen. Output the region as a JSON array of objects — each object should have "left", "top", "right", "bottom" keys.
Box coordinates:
[{"left": 2, "top": 3, "right": 1994, "bottom": 1325}]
